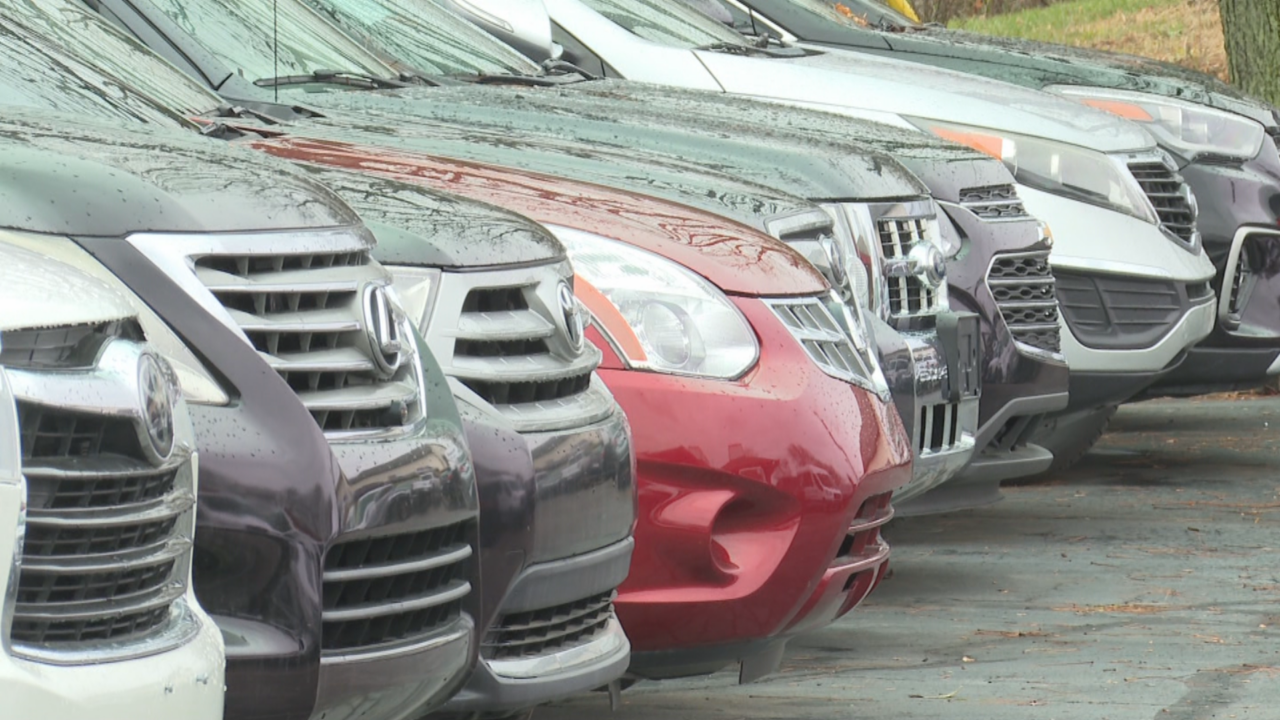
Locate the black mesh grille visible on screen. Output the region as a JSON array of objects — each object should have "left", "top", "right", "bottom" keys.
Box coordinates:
[
  {"left": 27, "top": 466, "right": 178, "bottom": 511},
  {"left": 1128, "top": 161, "right": 1197, "bottom": 244},
  {"left": 22, "top": 518, "right": 178, "bottom": 558},
  {"left": 462, "top": 287, "right": 529, "bottom": 313},
  {"left": 460, "top": 374, "right": 592, "bottom": 406},
  {"left": 483, "top": 591, "right": 615, "bottom": 661},
  {"left": 1055, "top": 272, "right": 1188, "bottom": 350},
  {"left": 11, "top": 606, "right": 170, "bottom": 645},
  {"left": 322, "top": 522, "right": 472, "bottom": 652},
  {"left": 17, "top": 562, "right": 175, "bottom": 605},
  {"left": 987, "top": 253, "right": 1062, "bottom": 354},
  {"left": 18, "top": 405, "right": 145, "bottom": 462},
  {"left": 958, "top": 185, "right": 1028, "bottom": 220}
]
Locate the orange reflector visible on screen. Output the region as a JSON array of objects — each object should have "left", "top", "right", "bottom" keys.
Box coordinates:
[
  {"left": 1080, "top": 98, "right": 1154, "bottom": 122},
  {"left": 932, "top": 128, "right": 1006, "bottom": 160},
  {"left": 574, "top": 274, "right": 648, "bottom": 362}
]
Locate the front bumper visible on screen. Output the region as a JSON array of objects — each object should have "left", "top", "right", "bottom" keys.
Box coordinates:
[
  {"left": 437, "top": 401, "right": 635, "bottom": 716},
  {"left": 82, "top": 240, "right": 479, "bottom": 720},
  {"left": 2, "top": 598, "right": 226, "bottom": 720},
  {"left": 874, "top": 316, "right": 979, "bottom": 503},
  {"left": 610, "top": 297, "right": 912, "bottom": 681},
  {"left": 1147, "top": 143, "right": 1280, "bottom": 396}
]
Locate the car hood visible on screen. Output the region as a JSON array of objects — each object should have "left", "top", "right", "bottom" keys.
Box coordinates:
[
  {"left": 897, "top": 28, "right": 1279, "bottom": 128},
  {"left": 695, "top": 44, "right": 1155, "bottom": 152},
  {"left": 281, "top": 162, "right": 564, "bottom": 269},
  {"left": 251, "top": 101, "right": 818, "bottom": 230},
  {"left": 0, "top": 242, "right": 136, "bottom": 332},
  {"left": 250, "top": 133, "right": 828, "bottom": 297},
  {"left": 0, "top": 110, "right": 360, "bottom": 236},
  {"left": 312, "top": 83, "right": 928, "bottom": 204}
]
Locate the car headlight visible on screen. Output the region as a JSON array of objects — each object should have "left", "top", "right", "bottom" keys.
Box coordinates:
[
  {"left": 385, "top": 266, "right": 442, "bottom": 331},
  {"left": 906, "top": 117, "right": 1159, "bottom": 225},
  {"left": 550, "top": 225, "right": 760, "bottom": 380},
  {"left": 1047, "top": 86, "right": 1267, "bottom": 162},
  {"left": 0, "top": 230, "right": 228, "bottom": 405}
]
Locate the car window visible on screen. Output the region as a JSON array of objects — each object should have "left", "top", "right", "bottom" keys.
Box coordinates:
[
  {"left": 0, "top": 9, "right": 199, "bottom": 128},
  {"left": 810, "top": 0, "right": 918, "bottom": 28},
  {"left": 146, "top": 0, "right": 399, "bottom": 84},
  {"left": 579, "top": 0, "right": 747, "bottom": 48},
  {"left": 302, "top": 0, "right": 541, "bottom": 76},
  {"left": 4, "top": 0, "right": 223, "bottom": 118}
]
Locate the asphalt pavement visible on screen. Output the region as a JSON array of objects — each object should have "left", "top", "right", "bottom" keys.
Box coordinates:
[{"left": 540, "top": 395, "right": 1280, "bottom": 720}]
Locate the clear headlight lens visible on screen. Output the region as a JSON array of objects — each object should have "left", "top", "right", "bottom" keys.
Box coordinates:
[
  {"left": 385, "top": 266, "right": 442, "bottom": 331},
  {"left": 1048, "top": 86, "right": 1267, "bottom": 162},
  {"left": 550, "top": 226, "right": 759, "bottom": 380},
  {"left": 0, "top": 231, "right": 228, "bottom": 405},
  {"left": 906, "top": 117, "right": 1158, "bottom": 225}
]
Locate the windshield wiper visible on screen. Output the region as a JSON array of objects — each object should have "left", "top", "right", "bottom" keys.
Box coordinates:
[
  {"left": 695, "top": 41, "right": 806, "bottom": 58},
  {"left": 254, "top": 69, "right": 409, "bottom": 90}
]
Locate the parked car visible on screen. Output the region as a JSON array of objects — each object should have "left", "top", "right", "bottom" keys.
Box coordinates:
[
  {"left": 63, "top": 0, "right": 991, "bottom": 507},
  {"left": 687, "top": 0, "right": 1280, "bottom": 458},
  {"left": 5, "top": 6, "right": 641, "bottom": 716},
  {"left": 0, "top": 244, "right": 224, "bottom": 720},
  {"left": 452, "top": 0, "right": 1223, "bottom": 469},
  {"left": 0, "top": 33, "right": 484, "bottom": 715}
]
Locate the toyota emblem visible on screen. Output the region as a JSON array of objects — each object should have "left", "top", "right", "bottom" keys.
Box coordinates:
[
  {"left": 138, "top": 353, "right": 176, "bottom": 460},
  {"left": 363, "top": 284, "right": 404, "bottom": 378},
  {"left": 557, "top": 282, "right": 585, "bottom": 353}
]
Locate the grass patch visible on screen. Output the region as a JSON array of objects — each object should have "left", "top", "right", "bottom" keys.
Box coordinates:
[{"left": 949, "top": 0, "right": 1228, "bottom": 81}]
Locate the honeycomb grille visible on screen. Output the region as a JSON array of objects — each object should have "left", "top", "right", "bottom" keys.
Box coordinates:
[
  {"left": 987, "top": 252, "right": 1062, "bottom": 354},
  {"left": 958, "top": 185, "right": 1028, "bottom": 221}
]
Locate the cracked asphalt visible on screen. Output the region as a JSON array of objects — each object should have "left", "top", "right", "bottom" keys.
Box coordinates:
[{"left": 541, "top": 395, "right": 1280, "bottom": 720}]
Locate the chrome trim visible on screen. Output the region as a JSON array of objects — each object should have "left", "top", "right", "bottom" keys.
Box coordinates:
[
  {"left": 762, "top": 295, "right": 888, "bottom": 398},
  {"left": 321, "top": 544, "right": 472, "bottom": 583},
  {"left": 846, "top": 504, "right": 894, "bottom": 534},
  {"left": 1219, "top": 226, "right": 1280, "bottom": 330},
  {"left": 1113, "top": 150, "right": 1202, "bottom": 253},
  {"left": 321, "top": 580, "right": 471, "bottom": 623},
  {"left": 834, "top": 200, "right": 948, "bottom": 322},
  {"left": 832, "top": 538, "right": 892, "bottom": 573},
  {"left": 319, "top": 620, "right": 471, "bottom": 665}
]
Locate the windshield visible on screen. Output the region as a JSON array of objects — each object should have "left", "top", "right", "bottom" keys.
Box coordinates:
[
  {"left": 820, "top": 0, "right": 920, "bottom": 28},
  {"left": 0, "top": 3, "right": 205, "bottom": 129},
  {"left": 580, "top": 0, "right": 748, "bottom": 49},
  {"left": 302, "top": 0, "right": 541, "bottom": 76},
  {"left": 147, "top": 0, "right": 400, "bottom": 85}
]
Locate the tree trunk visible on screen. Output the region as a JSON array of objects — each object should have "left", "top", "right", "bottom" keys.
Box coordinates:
[{"left": 1218, "top": 0, "right": 1280, "bottom": 105}]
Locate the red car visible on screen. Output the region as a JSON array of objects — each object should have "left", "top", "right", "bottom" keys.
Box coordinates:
[{"left": 251, "top": 134, "right": 913, "bottom": 682}]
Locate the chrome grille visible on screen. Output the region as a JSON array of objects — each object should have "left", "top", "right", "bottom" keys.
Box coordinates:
[
  {"left": 482, "top": 591, "right": 615, "bottom": 661},
  {"left": 321, "top": 521, "right": 472, "bottom": 653},
  {"left": 987, "top": 251, "right": 1062, "bottom": 355},
  {"left": 765, "top": 297, "right": 873, "bottom": 386},
  {"left": 915, "top": 402, "right": 962, "bottom": 455},
  {"left": 189, "top": 237, "right": 422, "bottom": 438},
  {"left": 7, "top": 340, "right": 196, "bottom": 655},
  {"left": 428, "top": 264, "right": 614, "bottom": 434},
  {"left": 877, "top": 216, "right": 942, "bottom": 316},
  {"left": 958, "top": 185, "right": 1028, "bottom": 221},
  {"left": 1127, "top": 160, "right": 1197, "bottom": 246},
  {"left": 0, "top": 320, "right": 139, "bottom": 370}
]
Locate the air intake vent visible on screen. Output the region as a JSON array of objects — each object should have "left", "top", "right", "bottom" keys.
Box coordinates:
[
  {"left": 482, "top": 591, "right": 615, "bottom": 661},
  {"left": 987, "top": 252, "right": 1062, "bottom": 355},
  {"left": 958, "top": 185, "right": 1028, "bottom": 221},
  {"left": 1055, "top": 272, "right": 1199, "bottom": 350},
  {"left": 321, "top": 522, "right": 473, "bottom": 653},
  {"left": 0, "top": 321, "right": 140, "bottom": 370},
  {"left": 1127, "top": 160, "right": 1197, "bottom": 246},
  {"left": 765, "top": 297, "right": 876, "bottom": 388}
]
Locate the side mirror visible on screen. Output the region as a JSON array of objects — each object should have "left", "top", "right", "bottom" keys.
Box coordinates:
[{"left": 439, "top": 0, "right": 557, "bottom": 63}]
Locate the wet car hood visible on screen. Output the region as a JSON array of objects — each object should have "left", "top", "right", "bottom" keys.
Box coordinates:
[
  {"left": 698, "top": 43, "right": 1154, "bottom": 152},
  {"left": 893, "top": 27, "right": 1279, "bottom": 129},
  {"left": 0, "top": 110, "right": 360, "bottom": 236},
  {"left": 284, "top": 163, "right": 565, "bottom": 268},
  {"left": 250, "top": 133, "right": 828, "bottom": 297},
  {"left": 0, "top": 242, "right": 135, "bottom": 332},
  {"left": 314, "top": 81, "right": 934, "bottom": 203},
  {"left": 263, "top": 101, "right": 826, "bottom": 230}
]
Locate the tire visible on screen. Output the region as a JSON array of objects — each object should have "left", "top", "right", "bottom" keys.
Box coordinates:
[{"left": 1030, "top": 405, "right": 1119, "bottom": 474}]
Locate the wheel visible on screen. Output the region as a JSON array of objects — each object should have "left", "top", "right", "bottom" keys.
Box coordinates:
[{"left": 1030, "top": 405, "right": 1119, "bottom": 474}]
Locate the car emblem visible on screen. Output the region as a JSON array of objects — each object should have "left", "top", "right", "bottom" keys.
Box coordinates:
[
  {"left": 908, "top": 244, "right": 948, "bottom": 288},
  {"left": 363, "top": 284, "right": 404, "bottom": 378},
  {"left": 138, "top": 353, "right": 176, "bottom": 460},
  {"left": 557, "top": 281, "right": 585, "bottom": 353}
]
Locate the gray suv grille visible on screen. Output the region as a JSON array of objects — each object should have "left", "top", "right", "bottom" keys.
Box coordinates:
[
  {"left": 482, "top": 591, "right": 615, "bottom": 661},
  {"left": 1127, "top": 160, "right": 1197, "bottom": 246},
  {"left": 190, "top": 242, "right": 421, "bottom": 438},
  {"left": 8, "top": 339, "right": 196, "bottom": 654},
  {"left": 959, "top": 185, "right": 1028, "bottom": 221},
  {"left": 428, "top": 264, "right": 613, "bottom": 434},
  {"left": 987, "top": 252, "right": 1063, "bottom": 355}
]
